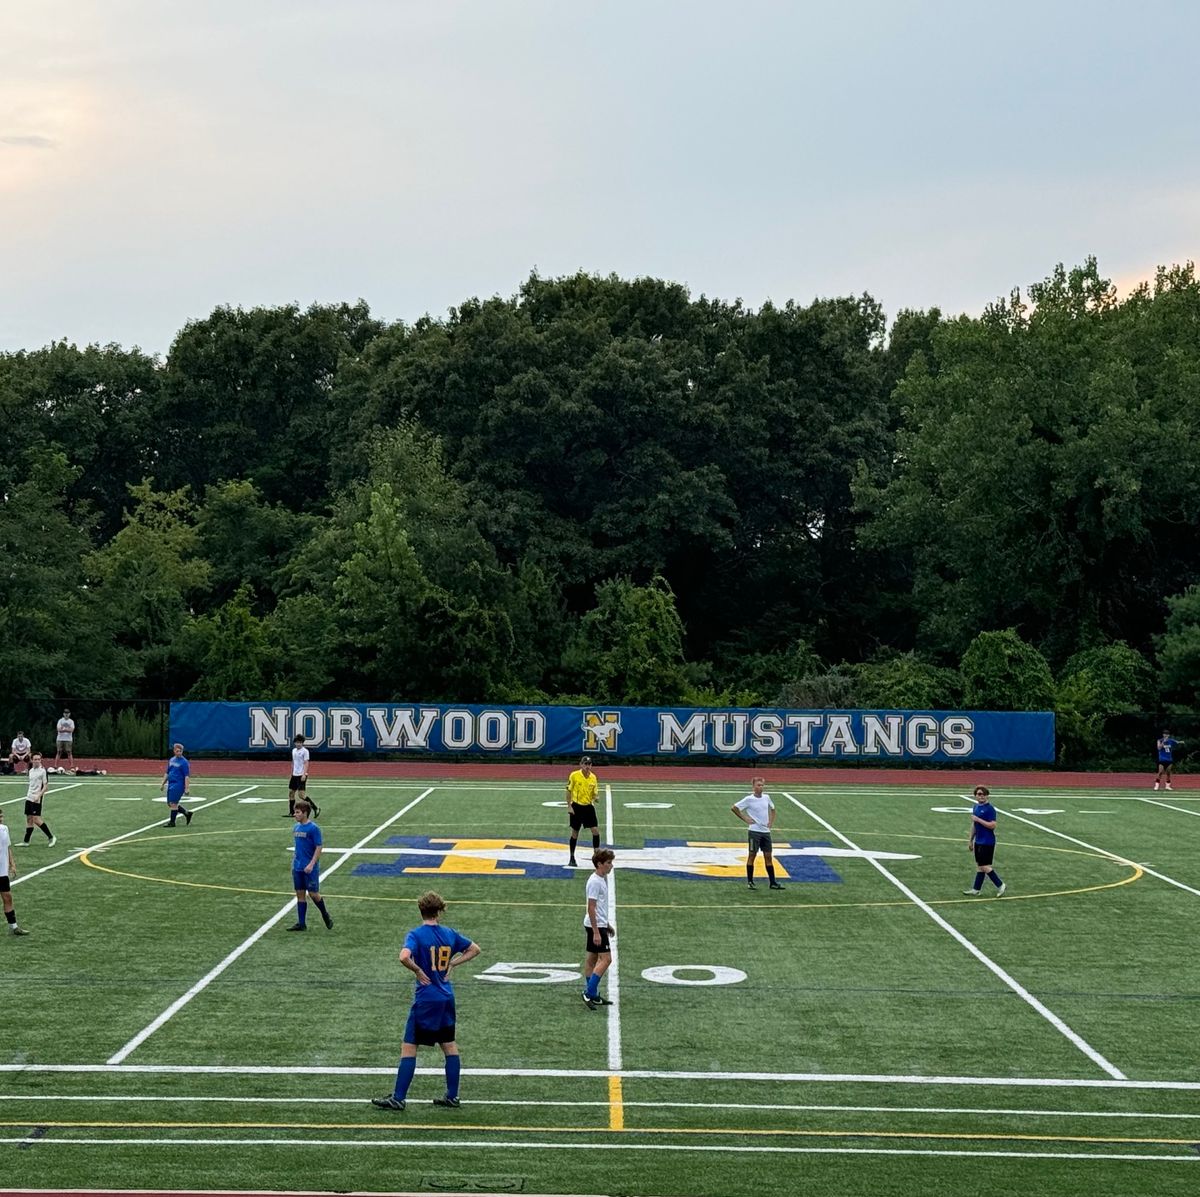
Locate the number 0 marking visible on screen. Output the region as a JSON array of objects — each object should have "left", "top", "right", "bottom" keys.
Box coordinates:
[{"left": 641, "top": 965, "right": 747, "bottom": 986}]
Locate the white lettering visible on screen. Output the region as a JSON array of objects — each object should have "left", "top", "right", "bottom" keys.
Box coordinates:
[
  {"left": 658, "top": 712, "right": 707, "bottom": 753},
  {"left": 249, "top": 706, "right": 291, "bottom": 748},
  {"left": 513, "top": 710, "right": 546, "bottom": 750},
  {"left": 641, "top": 965, "right": 747, "bottom": 987},
  {"left": 819, "top": 715, "right": 856, "bottom": 755},
  {"left": 862, "top": 714, "right": 903, "bottom": 756},
  {"left": 750, "top": 714, "right": 783, "bottom": 755},
  {"left": 710, "top": 712, "right": 748, "bottom": 754},
  {"left": 906, "top": 715, "right": 939, "bottom": 756},
  {"left": 942, "top": 716, "right": 974, "bottom": 757},
  {"left": 787, "top": 715, "right": 824, "bottom": 754},
  {"left": 293, "top": 706, "right": 326, "bottom": 747},
  {"left": 327, "top": 707, "right": 362, "bottom": 749},
  {"left": 443, "top": 710, "right": 473, "bottom": 750},
  {"left": 478, "top": 710, "right": 507, "bottom": 750},
  {"left": 368, "top": 708, "right": 439, "bottom": 749}
]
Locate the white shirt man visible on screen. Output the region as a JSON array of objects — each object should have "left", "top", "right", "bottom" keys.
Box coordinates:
[
  {"left": 9, "top": 735, "right": 31, "bottom": 773},
  {"left": 18, "top": 755, "right": 54, "bottom": 848},
  {"left": 0, "top": 807, "right": 29, "bottom": 933},
  {"left": 55, "top": 712, "right": 76, "bottom": 767},
  {"left": 731, "top": 776, "right": 783, "bottom": 891},
  {"left": 287, "top": 737, "right": 316, "bottom": 818},
  {"left": 581, "top": 850, "right": 616, "bottom": 1008}
]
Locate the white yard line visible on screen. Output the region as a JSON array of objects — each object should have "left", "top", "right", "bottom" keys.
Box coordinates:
[
  {"left": 4, "top": 1060, "right": 1200, "bottom": 1089},
  {"left": 0, "top": 1136, "right": 1195, "bottom": 1162},
  {"left": 605, "top": 781, "right": 622, "bottom": 1074},
  {"left": 9, "top": 785, "right": 259, "bottom": 887},
  {"left": 44, "top": 781, "right": 84, "bottom": 797},
  {"left": 7, "top": 1092, "right": 1200, "bottom": 1120},
  {"left": 997, "top": 808, "right": 1200, "bottom": 899},
  {"left": 106, "top": 787, "right": 436, "bottom": 1065},
  {"left": 1137, "top": 797, "right": 1200, "bottom": 818},
  {"left": 786, "top": 794, "right": 1127, "bottom": 1081}
]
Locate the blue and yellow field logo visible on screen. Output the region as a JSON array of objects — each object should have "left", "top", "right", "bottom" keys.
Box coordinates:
[
  {"left": 342, "top": 836, "right": 920, "bottom": 883},
  {"left": 581, "top": 710, "right": 623, "bottom": 752}
]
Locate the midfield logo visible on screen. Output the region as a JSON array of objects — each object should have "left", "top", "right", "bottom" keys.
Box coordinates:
[
  {"left": 350, "top": 836, "right": 921, "bottom": 884},
  {"left": 581, "top": 710, "right": 623, "bottom": 752}
]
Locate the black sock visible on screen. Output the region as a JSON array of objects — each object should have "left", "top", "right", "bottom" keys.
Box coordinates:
[
  {"left": 990, "top": 870, "right": 1004, "bottom": 887},
  {"left": 168, "top": 811, "right": 177, "bottom": 826},
  {"left": 313, "top": 898, "right": 328, "bottom": 915},
  {"left": 4, "top": 911, "right": 14, "bottom": 925},
  {"left": 288, "top": 799, "right": 296, "bottom": 816},
  {"left": 41, "top": 823, "right": 52, "bottom": 839},
  {"left": 765, "top": 863, "right": 776, "bottom": 882},
  {"left": 22, "top": 829, "right": 32, "bottom": 844},
  {"left": 592, "top": 834, "right": 601, "bottom": 852},
  {"left": 746, "top": 863, "right": 754, "bottom": 882},
  {"left": 569, "top": 837, "right": 577, "bottom": 859}
]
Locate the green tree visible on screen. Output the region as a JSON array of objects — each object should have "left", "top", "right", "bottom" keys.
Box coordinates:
[
  {"left": 1156, "top": 585, "right": 1200, "bottom": 708},
  {"left": 185, "top": 585, "right": 272, "bottom": 700},
  {"left": 854, "top": 652, "right": 963, "bottom": 709},
  {"left": 1060, "top": 642, "right": 1154, "bottom": 715},
  {"left": 960, "top": 629, "right": 1056, "bottom": 711}
]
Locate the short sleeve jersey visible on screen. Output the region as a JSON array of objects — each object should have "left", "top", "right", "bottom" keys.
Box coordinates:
[
  {"left": 165, "top": 755, "right": 190, "bottom": 796},
  {"left": 25, "top": 766, "right": 48, "bottom": 801},
  {"left": 404, "top": 923, "right": 473, "bottom": 1002},
  {"left": 11, "top": 737, "right": 30, "bottom": 756},
  {"left": 1158, "top": 737, "right": 1178, "bottom": 763},
  {"left": 972, "top": 801, "right": 997, "bottom": 845},
  {"left": 734, "top": 792, "right": 775, "bottom": 833},
  {"left": 0, "top": 821, "right": 11, "bottom": 871},
  {"left": 57, "top": 718, "right": 75, "bottom": 742},
  {"left": 567, "top": 769, "right": 597, "bottom": 806},
  {"left": 291, "top": 746, "right": 310, "bottom": 777},
  {"left": 292, "top": 820, "right": 322, "bottom": 869},
  {"left": 583, "top": 871, "right": 611, "bottom": 928}
]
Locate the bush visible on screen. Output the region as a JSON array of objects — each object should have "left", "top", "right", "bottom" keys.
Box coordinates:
[
  {"left": 88, "top": 707, "right": 167, "bottom": 758},
  {"left": 961, "top": 630, "right": 1055, "bottom": 710}
]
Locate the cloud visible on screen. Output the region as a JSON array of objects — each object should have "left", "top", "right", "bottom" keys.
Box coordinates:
[{"left": 0, "top": 134, "right": 56, "bottom": 149}]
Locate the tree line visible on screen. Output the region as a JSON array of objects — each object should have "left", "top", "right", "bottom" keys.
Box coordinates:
[{"left": 2, "top": 258, "right": 1198, "bottom": 763}]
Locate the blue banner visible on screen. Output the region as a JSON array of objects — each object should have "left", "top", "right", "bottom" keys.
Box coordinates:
[{"left": 170, "top": 702, "right": 1055, "bottom": 763}]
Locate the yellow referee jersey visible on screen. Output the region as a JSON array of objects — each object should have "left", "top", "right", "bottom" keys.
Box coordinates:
[{"left": 566, "top": 769, "right": 598, "bottom": 806}]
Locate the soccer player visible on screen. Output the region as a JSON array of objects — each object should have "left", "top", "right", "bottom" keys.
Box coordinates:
[
  {"left": 54, "top": 710, "right": 75, "bottom": 770},
  {"left": 731, "top": 776, "right": 783, "bottom": 890},
  {"left": 565, "top": 755, "right": 599, "bottom": 868},
  {"left": 582, "top": 848, "right": 616, "bottom": 1008},
  {"left": 286, "top": 734, "right": 317, "bottom": 818},
  {"left": 964, "top": 784, "right": 1006, "bottom": 896},
  {"left": 1154, "top": 730, "right": 1182, "bottom": 790},
  {"left": 287, "top": 800, "right": 332, "bottom": 931},
  {"left": 371, "top": 891, "right": 480, "bottom": 1111},
  {"left": 18, "top": 753, "right": 54, "bottom": 847},
  {"left": 9, "top": 732, "right": 32, "bottom": 774},
  {"left": 0, "top": 808, "right": 30, "bottom": 935},
  {"left": 161, "top": 742, "right": 193, "bottom": 828}
]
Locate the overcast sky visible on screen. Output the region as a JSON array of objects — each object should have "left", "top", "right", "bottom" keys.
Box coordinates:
[{"left": 2, "top": 0, "right": 1197, "bottom": 355}]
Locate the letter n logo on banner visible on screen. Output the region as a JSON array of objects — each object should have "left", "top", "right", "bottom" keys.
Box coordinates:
[{"left": 582, "top": 711, "right": 623, "bottom": 753}]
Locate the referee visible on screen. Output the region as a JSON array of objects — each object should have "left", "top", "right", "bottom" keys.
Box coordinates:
[{"left": 565, "top": 756, "right": 600, "bottom": 869}]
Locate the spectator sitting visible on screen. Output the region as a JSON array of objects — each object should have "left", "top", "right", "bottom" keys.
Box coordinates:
[{"left": 9, "top": 733, "right": 32, "bottom": 774}]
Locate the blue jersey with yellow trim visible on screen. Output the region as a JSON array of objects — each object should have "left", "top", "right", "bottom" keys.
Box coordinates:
[{"left": 405, "top": 923, "right": 473, "bottom": 1003}]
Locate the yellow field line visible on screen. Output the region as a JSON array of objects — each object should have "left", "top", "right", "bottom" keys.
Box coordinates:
[
  {"left": 5, "top": 1118, "right": 1195, "bottom": 1146},
  {"left": 609, "top": 1075, "right": 625, "bottom": 1131}
]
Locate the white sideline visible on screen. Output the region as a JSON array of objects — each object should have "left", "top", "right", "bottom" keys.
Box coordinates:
[
  {"left": 106, "top": 787, "right": 436, "bottom": 1065},
  {"left": 785, "top": 794, "right": 1127, "bottom": 1081},
  {"left": 997, "top": 807, "right": 1200, "bottom": 899},
  {"left": 1137, "top": 796, "right": 1200, "bottom": 819},
  {"left": 9, "top": 785, "right": 260, "bottom": 887},
  {"left": 604, "top": 781, "right": 621, "bottom": 1073}
]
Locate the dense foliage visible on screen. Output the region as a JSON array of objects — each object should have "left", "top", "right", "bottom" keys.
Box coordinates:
[{"left": 3, "top": 259, "right": 1198, "bottom": 759}]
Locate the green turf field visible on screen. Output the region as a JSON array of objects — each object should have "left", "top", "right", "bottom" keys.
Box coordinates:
[{"left": 2, "top": 771, "right": 1199, "bottom": 1197}]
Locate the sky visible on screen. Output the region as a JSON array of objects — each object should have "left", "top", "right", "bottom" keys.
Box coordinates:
[{"left": 2, "top": 0, "right": 1197, "bottom": 355}]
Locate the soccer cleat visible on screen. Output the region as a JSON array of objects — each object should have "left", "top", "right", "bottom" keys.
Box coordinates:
[
  {"left": 768, "top": 881, "right": 784, "bottom": 890},
  {"left": 184, "top": 810, "right": 193, "bottom": 825},
  {"left": 962, "top": 888, "right": 982, "bottom": 896},
  {"left": 286, "top": 923, "right": 307, "bottom": 931},
  {"left": 1153, "top": 782, "right": 1160, "bottom": 790},
  {"left": 14, "top": 841, "right": 26, "bottom": 848},
  {"left": 568, "top": 858, "right": 578, "bottom": 868},
  {"left": 1165, "top": 784, "right": 1173, "bottom": 791},
  {"left": 10, "top": 926, "right": 29, "bottom": 936},
  {"left": 591, "top": 995, "right": 614, "bottom": 1005},
  {"left": 47, "top": 835, "right": 57, "bottom": 847},
  {"left": 322, "top": 910, "right": 334, "bottom": 929},
  {"left": 995, "top": 882, "right": 1007, "bottom": 897},
  {"left": 432, "top": 1096, "right": 461, "bottom": 1108},
  {"left": 370, "top": 1095, "right": 406, "bottom": 1111},
  {"left": 581, "top": 990, "right": 597, "bottom": 1009},
  {"left": 310, "top": 804, "right": 320, "bottom": 818},
  {"left": 746, "top": 881, "right": 757, "bottom": 890}
]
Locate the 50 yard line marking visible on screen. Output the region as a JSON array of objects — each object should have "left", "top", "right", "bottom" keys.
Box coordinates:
[
  {"left": 785, "top": 794, "right": 1127, "bottom": 1081},
  {"left": 604, "top": 781, "right": 624, "bottom": 1131},
  {"left": 106, "top": 787, "right": 436, "bottom": 1066}
]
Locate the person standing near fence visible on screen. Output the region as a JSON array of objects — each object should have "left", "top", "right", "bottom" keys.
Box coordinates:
[
  {"left": 0, "top": 808, "right": 30, "bottom": 935},
  {"left": 54, "top": 710, "right": 75, "bottom": 769},
  {"left": 1154, "top": 730, "right": 1182, "bottom": 791},
  {"left": 286, "top": 734, "right": 317, "bottom": 818}
]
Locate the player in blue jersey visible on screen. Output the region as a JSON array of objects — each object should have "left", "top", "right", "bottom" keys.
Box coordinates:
[
  {"left": 963, "top": 784, "right": 1005, "bottom": 897},
  {"left": 1154, "top": 730, "right": 1182, "bottom": 790},
  {"left": 287, "top": 800, "right": 332, "bottom": 931},
  {"left": 371, "top": 891, "right": 480, "bottom": 1112},
  {"left": 161, "top": 743, "right": 192, "bottom": 828}
]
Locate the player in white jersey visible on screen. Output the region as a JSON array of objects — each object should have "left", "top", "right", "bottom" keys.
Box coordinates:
[
  {"left": 17, "top": 754, "right": 55, "bottom": 848},
  {"left": 581, "top": 849, "right": 616, "bottom": 1009},
  {"left": 731, "top": 775, "right": 782, "bottom": 891},
  {"left": 55, "top": 710, "right": 76, "bottom": 769},
  {"left": 287, "top": 734, "right": 317, "bottom": 818},
  {"left": 0, "top": 807, "right": 31, "bottom": 934}
]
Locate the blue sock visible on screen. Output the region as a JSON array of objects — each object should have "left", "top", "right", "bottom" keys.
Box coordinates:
[
  {"left": 972, "top": 874, "right": 984, "bottom": 892},
  {"left": 445, "top": 1053, "right": 461, "bottom": 1099},
  {"left": 394, "top": 1055, "right": 417, "bottom": 1101},
  {"left": 296, "top": 900, "right": 307, "bottom": 927},
  {"left": 586, "top": 973, "right": 600, "bottom": 999},
  {"left": 990, "top": 870, "right": 1004, "bottom": 887}
]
